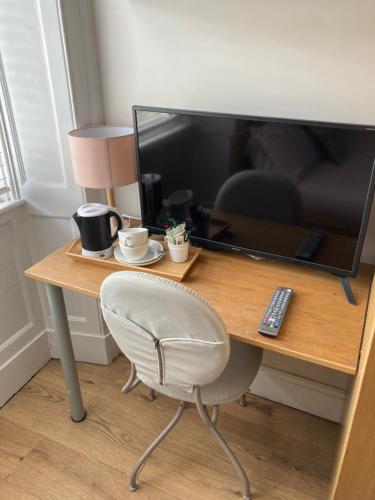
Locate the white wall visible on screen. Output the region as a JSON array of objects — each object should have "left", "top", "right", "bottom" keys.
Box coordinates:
[
  {"left": 91, "top": 0, "right": 375, "bottom": 420},
  {"left": 94, "top": 0, "right": 375, "bottom": 122}
]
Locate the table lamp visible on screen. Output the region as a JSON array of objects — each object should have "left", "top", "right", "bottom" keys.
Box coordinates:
[{"left": 68, "top": 126, "right": 137, "bottom": 207}]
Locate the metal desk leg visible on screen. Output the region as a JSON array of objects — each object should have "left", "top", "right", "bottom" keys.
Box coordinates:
[{"left": 46, "top": 283, "right": 86, "bottom": 422}]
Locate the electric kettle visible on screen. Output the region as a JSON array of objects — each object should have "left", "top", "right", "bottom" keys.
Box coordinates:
[{"left": 73, "top": 203, "right": 123, "bottom": 259}]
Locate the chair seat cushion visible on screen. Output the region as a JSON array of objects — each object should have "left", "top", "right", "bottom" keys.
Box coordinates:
[{"left": 138, "top": 340, "right": 262, "bottom": 405}]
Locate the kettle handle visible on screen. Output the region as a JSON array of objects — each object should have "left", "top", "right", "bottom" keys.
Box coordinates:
[
  {"left": 108, "top": 209, "right": 123, "bottom": 242},
  {"left": 72, "top": 212, "right": 80, "bottom": 228}
]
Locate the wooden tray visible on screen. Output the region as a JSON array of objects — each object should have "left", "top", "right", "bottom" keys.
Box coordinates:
[{"left": 66, "top": 238, "right": 201, "bottom": 282}]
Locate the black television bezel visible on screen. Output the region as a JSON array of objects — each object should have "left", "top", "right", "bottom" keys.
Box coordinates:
[{"left": 132, "top": 105, "right": 375, "bottom": 278}]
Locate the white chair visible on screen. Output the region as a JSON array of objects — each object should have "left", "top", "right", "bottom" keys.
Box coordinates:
[
  {"left": 215, "top": 170, "right": 304, "bottom": 225},
  {"left": 100, "top": 271, "right": 263, "bottom": 500}
]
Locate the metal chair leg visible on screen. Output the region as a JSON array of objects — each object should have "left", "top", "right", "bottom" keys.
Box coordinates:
[
  {"left": 194, "top": 387, "right": 251, "bottom": 500},
  {"left": 122, "top": 363, "right": 141, "bottom": 394},
  {"left": 239, "top": 394, "right": 248, "bottom": 407},
  {"left": 129, "top": 401, "right": 186, "bottom": 492},
  {"left": 211, "top": 405, "right": 219, "bottom": 425},
  {"left": 148, "top": 388, "right": 156, "bottom": 401}
]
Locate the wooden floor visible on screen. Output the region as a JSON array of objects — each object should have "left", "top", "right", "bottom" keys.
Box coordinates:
[{"left": 0, "top": 356, "right": 340, "bottom": 500}]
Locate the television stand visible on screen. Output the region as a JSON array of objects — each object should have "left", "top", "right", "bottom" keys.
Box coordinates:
[{"left": 338, "top": 276, "right": 356, "bottom": 305}]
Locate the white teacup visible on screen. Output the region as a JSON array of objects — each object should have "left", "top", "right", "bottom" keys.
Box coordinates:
[
  {"left": 120, "top": 242, "right": 149, "bottom": 262},
  {"left": 118, "top": 227, "right": 148, "bottom": 248}
]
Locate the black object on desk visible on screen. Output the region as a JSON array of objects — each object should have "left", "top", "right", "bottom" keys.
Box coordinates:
[{"left": 296, "top": 228, "right": 326, "bottom": 260}]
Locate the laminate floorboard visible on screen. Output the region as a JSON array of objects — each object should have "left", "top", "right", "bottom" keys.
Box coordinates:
[{"left": 0, "top": 356, "right": 340, "bottom": 500}]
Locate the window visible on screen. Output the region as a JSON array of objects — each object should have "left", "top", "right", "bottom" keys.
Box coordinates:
[
  {"left": 0, "top": 53, "right": 21, "bottom": 204},
  {"left": 0, "top": 136, "right": 11, "bottom": 202}
]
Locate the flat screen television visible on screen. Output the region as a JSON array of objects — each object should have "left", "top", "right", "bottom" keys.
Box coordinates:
[{"left": 133, "top": 106, "right": 375, "bottom": 277}]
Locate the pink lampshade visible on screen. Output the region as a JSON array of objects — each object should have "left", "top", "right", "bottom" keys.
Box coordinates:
[{"left": 68, "top": 126, "right": 137, "bottom": 188}]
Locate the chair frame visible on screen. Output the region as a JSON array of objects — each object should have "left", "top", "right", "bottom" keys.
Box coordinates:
[{"left": 125, "top": 363, "right": 252, "bottom": 500}]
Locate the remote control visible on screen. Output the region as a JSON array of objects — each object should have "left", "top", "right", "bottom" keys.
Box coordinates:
[
  {"left": 296, "top": 228, "right": 326, "bottom": 260},
  {"left": 258, "top": 287, "right": 293, "bottom": 338}
]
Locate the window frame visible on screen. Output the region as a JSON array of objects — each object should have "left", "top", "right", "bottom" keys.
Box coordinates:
[{"left": 0, "top": 50, "right": 24, "bottom": 202}]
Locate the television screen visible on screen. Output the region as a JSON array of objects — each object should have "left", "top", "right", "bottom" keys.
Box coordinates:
[{"left": 133, "top": 106, "right": 375, "bottom": 277}]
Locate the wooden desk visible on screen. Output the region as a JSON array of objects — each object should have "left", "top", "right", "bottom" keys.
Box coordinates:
[
  {"left": 25, "top": 241, "right": 375, "bottom": 499},
  {"left": 26, "top": 241, "right": 373, "bottom": 374}
]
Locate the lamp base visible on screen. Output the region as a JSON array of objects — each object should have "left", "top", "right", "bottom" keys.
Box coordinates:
[{"left": 82, "top": 246, "right": 113, "bottom": 259}]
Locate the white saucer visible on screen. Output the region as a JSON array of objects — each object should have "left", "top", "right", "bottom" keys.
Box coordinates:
[{"left": 114, "top": 240, "right": 164, "bottom": 266}]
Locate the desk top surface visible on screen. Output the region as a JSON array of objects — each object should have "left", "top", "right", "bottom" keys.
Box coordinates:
[{"left": 25, "top": 241, "right": 374, "bottom": 374}]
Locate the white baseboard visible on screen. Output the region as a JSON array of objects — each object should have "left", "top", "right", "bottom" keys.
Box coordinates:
[
  {"left": 48, "top": 330, "right": 120, "bottom": 365},
  {"left": 0, "top": 330, "right": 51, "bottom": 407},
  {"left": 251, "top": 364, "right": 348, "bottom": 423},
  {"left": 47, "top": 330, "right": 347, "bottom": 422}
]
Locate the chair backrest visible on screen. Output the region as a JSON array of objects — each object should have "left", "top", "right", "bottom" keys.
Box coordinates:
[
  {"left": 215, "top": 170, "right": 304, "bottom": 225},
  {"left": 100, "top": 271, "right": 230, "bottom": 391}
]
